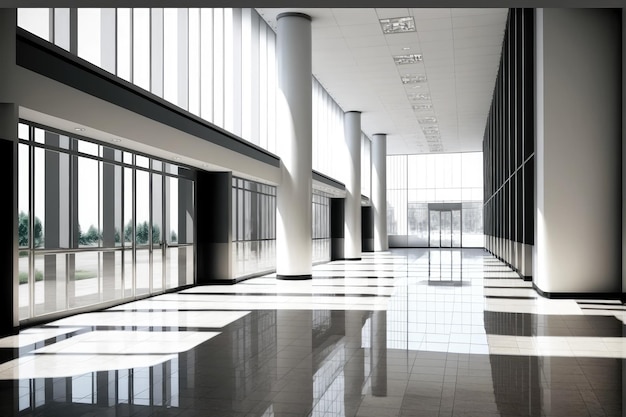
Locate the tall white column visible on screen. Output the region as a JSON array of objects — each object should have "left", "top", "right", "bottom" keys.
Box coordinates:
[
  {"left": 275, "top": 13, "right": 312, "bottom": 279},
  {"left": 344, "top": 111, "right": 361, "bottom": 260},
  {"left": 372, "top": 134, "right": 388, "bottom": 251},
  {"left": 534, "top": 9, "right": 621, "bottom": 295}
]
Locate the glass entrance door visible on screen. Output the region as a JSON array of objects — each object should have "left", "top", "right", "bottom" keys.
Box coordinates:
[{"left": 428, "top": 204, "right": 462, "bottom": 248}]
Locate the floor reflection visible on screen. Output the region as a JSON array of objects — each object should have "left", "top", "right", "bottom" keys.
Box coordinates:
[{"left": 0, "top": 249, "right": 624, "bottom": 416}]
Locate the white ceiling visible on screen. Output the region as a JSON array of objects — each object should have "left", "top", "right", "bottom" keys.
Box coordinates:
[{"left": 257, "top": 8, "right": 508, "bottom": 155}]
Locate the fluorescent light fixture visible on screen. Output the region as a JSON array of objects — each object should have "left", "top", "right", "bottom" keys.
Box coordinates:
[
  {"left": 401, "top": 74, "right": 427, "bottom": 84},
  {"left": 419, "top": 117, "right": 438, "bottom": 124},
  {"left": 111, "top": 138, "right": 122, "bottom": 143},
  {"left": 393, "top": 53, "right": 423, "bottom": 65},
  {"left": 423, "top": 127, "right": 440, "bottom": 135},
  {"left": 409, "top": 93, "right": 431, "bottom": 101},
  {"left": 379, "top": 16, "right": 416, "bottom": 34},
  {"left": 412, "top": 103, "right": 433, "bottom": 110},
  {"left": 74, "top": 127, "right": 85, "bottom": 132}
]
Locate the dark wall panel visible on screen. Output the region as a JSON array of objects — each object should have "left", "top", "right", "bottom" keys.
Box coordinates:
[
  {"left": 483, "top": 8, "right": 535, "bottom": 273},
  {"left": 196, "top": 171, "right": 232, "bottom": 283}
]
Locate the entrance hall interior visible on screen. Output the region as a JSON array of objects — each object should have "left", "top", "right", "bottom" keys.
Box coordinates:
[{"left": 0, "top": 5, "right": 625, "bottom": 417}]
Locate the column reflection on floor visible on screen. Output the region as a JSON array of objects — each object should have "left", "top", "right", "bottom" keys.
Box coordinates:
[{"left": 0, "top": 249, "right": 624, "bottom": 417}]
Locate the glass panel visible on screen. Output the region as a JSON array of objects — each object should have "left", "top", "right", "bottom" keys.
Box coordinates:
[
  {"left": 35, "top": 148, "right": 71, "bottom": 249},
  {"left": 189, "top": 8, "right": 201, "bottom": 116},
  {"left": 407, "top": 203, "right": 428, "bottom": 247},
  {"left": 34, "top": 253, "right": 66, "bottom": 316},
  {"left": 163, "top": 8, "right": 179, "bottom": 106},
  {"left": 167, "top": 177, "right": 178, "bottom": 243},
  {"left": 117, "top": 9, "right": 132, "bottom": 82},
  {"left": 18, "top": 253, "right": 30, "bottom": 320},
  {"left": 152, "top": 173, "right": 163, "bottom": 292},
  {"left": 429, "top": 210, "right": 440, "bottom": 248},
  {"left": 165, "top": 246, "right": 178, "bottom": 290},
  {"left": 123, "top": 167, "right": 133, "bottom": 246},
  {"left": 200, "top": 8, "right": 214, "bottom": 122},
  {"left": 132, "top": 8, "right": 151, "bottom": 91},
  {"left": 136, "top": 155, "right": 149, "bottom": 169},
  {"left": 123, "top": 249, "right": 133, "bottom": 298},
  {"left": 101, "top": 251, "right": 122, "bottom": 302},
  {"left": 69, "top": 252, "right": 100, "bottom": 309},
  {"left": 77, "top": 156, "right": 100, "bottom": 247},
  {"left": 135, "top": 249, "right": 150, "bottom": 296},
  {"left": 100, "top": 162, "right": 123, "bottom": 247},
  {"left": 440, "top": 211, "right": 452, "bottom": 248},
  {"left": 77, "top": 8, "right": 101, "bottom": 67},
  {"left": 452, "top": 210, "right": 461, "bottom": 248},
  {"left": 135, "top": 170, "right": 150, "bottom": 245},
  {"left": 18, "top": 8, "right": 51, "bottom": 41},
  {"left": 18, "top": 144, "right": 30, "bottom": 249}
]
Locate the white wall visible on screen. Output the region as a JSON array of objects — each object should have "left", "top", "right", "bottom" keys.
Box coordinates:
[{"left": 535, "top": 9, "right": 622, "bottom": 294}]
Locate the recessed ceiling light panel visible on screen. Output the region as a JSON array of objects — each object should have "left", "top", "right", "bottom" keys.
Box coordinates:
[
  {"left": 419, "top": 117, "right": 438, "bottom": 124},
  {"left": 401, "top": 74, "right": 427, "bottom": 84},
  {"left": 409, "top": 93, "right": 431, "bottom": 101},
  {"left": 379, "top": 16, "right": 416, "bottom": 34},
  {"left": 413, "top": 103, "right": 433, "bottom": 110},
  {"left": 393, "top": 53, "right": 423, "bottom": 65}
]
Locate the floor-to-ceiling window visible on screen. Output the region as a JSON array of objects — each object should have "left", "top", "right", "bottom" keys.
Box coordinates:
[
  {"left": 18, "top": 121, "right": 195, "bottom": 321},
  {"left": 232, "top": 177, "right": 276, "bottom": 278},
  {"left": 312, "top": 192, "right": 331, "bottom": 263},
  {"left": 387, "top": 152, "right": 483, "bottom": 248}
]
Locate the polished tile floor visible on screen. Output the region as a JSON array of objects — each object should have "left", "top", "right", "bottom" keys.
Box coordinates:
[{"left": 0, "top": 249, "right": 624, "bottom": 416}]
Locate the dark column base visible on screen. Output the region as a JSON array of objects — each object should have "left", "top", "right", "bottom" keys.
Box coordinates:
[
  {"left": 343, "top": 258, "right": 362, "bottom": 261},
  {"left": 277, "top": 274, "right": 312, "bottom": 280}
]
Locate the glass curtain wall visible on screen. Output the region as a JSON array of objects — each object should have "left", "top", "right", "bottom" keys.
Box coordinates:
[
  {"left": 387, "top": 152, "right": 483, "bottom": 248},
  {"left": 17, "top": 8, "right": 278, "bottom": 152},
  {"left": 232, "top": 177, "right": 276, "bottom": 278},
  {"left": 17, "top": 9, "right": 371, "bottom": 194},
  {"left": 18, "top": 121, "right": 194, "bottom": 321},
  {"left": 312, "top": 192, "right": 331, "bottom": 263}
]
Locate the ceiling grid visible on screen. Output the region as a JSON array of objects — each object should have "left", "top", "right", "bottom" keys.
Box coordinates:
[{"left": 258, "top": 7, "right": 507, "bottom": 155}]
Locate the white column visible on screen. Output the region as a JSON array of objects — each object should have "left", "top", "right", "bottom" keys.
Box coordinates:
[
  {"left": 275, "top": 12, "right": 312, "bottom": 279},
  {"left": 372, "top": 133, "right": 388, "bottom": 251},
  {"left": 535, "top": 9, "right": 621, "bottom": 295},
  {"left": 344, "top": 111, "right": 361, "bottom": 260}
]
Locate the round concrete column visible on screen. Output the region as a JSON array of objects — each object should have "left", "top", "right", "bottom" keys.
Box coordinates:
[
  {"left": 275, "top": 12, "right": 313, "bottom": 279},
  {"left": 344, "top": 111, "right": 362, "bottom": 260},
  {"left": 372, "top": 133, "right": 388, "bottom": 251}
]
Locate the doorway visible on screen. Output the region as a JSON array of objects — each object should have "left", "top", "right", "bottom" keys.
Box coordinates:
[{"left": 428, "top": 203, "right": 462, "bottom": 248}]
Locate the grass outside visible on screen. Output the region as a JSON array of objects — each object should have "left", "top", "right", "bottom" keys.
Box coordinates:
[{"left": 19, "top": 270, "right": 98, "bottom": 285}]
